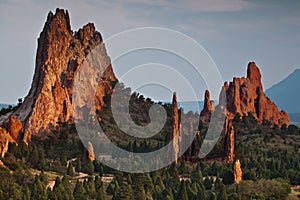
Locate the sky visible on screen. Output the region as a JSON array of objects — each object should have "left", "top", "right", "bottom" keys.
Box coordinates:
[{"left": 0, "top": 0, "right": 300, "bottom": 104}]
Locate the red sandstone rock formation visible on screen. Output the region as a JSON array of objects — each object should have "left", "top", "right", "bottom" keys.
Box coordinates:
[
  {"left": 224, "top": 62, "right": 289, "bottom": 126},
  {"left": 167, "top": 92, "right": 180, "bottom": 164},
  {"left": 200, "top": 90, "right": 215, "bottom": 123},
  {"left": 83, "top": 141, "right": 95, "bottom": 162},
  {"left": 0, "top": 127, "right": 15, "bottom": 157},
  {"left": 2, "top": 116, "right": 23, "bottom": 141},
  {"left": 234, "top": 159, "right": 242, "bottom": 184},
  {"left": 0, "top": 116, "right": 23, "bottom": 157},
  {"left": 223, "top": 119, "right": 234, "bottom": 163},
  {"left": 0, "top": 8, "right": 116, "bottom": 147}
]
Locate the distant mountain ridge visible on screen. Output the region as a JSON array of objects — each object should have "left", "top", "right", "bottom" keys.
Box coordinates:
[
  {"left": 265, "top": 69, "right": 300, "bottom": 113},
  {"left": 0, "top": 104, "right": 10, "bottom": 109}
]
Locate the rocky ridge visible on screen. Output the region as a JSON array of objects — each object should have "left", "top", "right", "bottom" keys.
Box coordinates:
[
  {"left": 0, "top": 8, "right": 116, "bottom": 157},
  {"left": 219, "top": 62, "right": 289, "bottom": 127}
]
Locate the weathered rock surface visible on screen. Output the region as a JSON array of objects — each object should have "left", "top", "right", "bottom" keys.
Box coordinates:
[
  {"left": 0, "top": 8, "right": 117, "bottom": 148},
  {"left": 224, "top": 62, "right": 289, "bottom": 127},
  {"left": 201, "top": 62, "right": 289, "bottom": 127},
  {"left": 234, "top": 159, "right": 242, "bottom": 184},
  {"left": 0, "top": 127, "right": 15, "bottom": 157},
  {"left": 2, "top": 116, "right": 23, "bottom": 141},
  {"left": 83, "top": 141, "right": 95, "bottom": 162},
  {"left": 200, "top": 90, "right": 215, "bottom": 123},
  {"left": 171, "top": 92, "right": 180, "bottom": 164},
  {"left": 223, "top": 119, "right": 234, "bottom": 163}
]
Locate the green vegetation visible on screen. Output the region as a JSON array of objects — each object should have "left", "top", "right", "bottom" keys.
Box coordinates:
[{"left": 0, "top": 89, "right": 299, "bottom": 199}]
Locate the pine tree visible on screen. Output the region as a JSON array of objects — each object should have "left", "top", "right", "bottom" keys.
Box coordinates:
[
  {"left": 37, "top": 147, "right": 47, "bottom": 170},
  {"left": 29, "top": 145, "right": 39, "bottom": 168},
  {"left": 75, "top": 158, "right": 82, "bottom": 172},
  {"left": 95, "top": 176, "right": 103, "bottom": 191},
  {"left": 85, "top": 160, "right": 95, "bottom": 175},
  {"left": 132, "top": 175, "right": 146, "bottom": 200},
  {"left": 84, "top": 177, "right": 96, "bottom": 198},
  {"left": 217, "top": 184, "right": 228, "bottom": 200},
  {"left": 197, "top": 188, "right": 207, "bottom": 200},
  {"left": 39, "top": 170, "right": 49, "bottom": 184},
  {"left": 73, "top": 180, "right": 86, "bottom": 200},
  {"left": 209, "top": 192, "right": 217, "bottom": 200},
  {"left": 112, "top": 181, "right": 133, "bottom": 200},
  {"left": 31, "top": 175, "right": 47, "bottom": 200},
  {"left": 175, "top": 181, "right": 188, "bottom": 200},
  {"left": 61, "top": 150, "right": 68, "bottom": 167},
  {"left": 21, "top": 185, "right": 31, "bottom": 200},
  {"left": 215, "top": 174, "right": 222, "bottom": 191},
  {"left": 96, "top": 184, "right": 106, "bottom": 200},
  {"left": 62, "top": 176, "right": 74, "bottom": 200},
  {"left": 67, "top": 162, "right": 75, "bottom": 176},
  {"left": 192, "top": 163, "right": 203, "bottom": 184}
]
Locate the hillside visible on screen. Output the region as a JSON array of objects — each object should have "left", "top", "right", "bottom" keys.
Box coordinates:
[
  {"left": 266, "top": 69, "right": 300, "bottom": 113},
  {"left": 0, "top": 8, "right": 299, "bottom": 200}
]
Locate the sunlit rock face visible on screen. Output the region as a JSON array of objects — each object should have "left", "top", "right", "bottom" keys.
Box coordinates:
[{"left": 0, "top": 8, "right": 116, "bottom": 146}]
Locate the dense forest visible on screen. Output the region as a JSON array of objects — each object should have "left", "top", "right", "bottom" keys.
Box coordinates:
[{"left": 0, "top": 90, "right": 300, "bottom": 199}]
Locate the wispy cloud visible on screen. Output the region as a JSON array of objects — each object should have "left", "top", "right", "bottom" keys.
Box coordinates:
[{"left": 110, "top": 0, "right": 256, "bottom": 12}]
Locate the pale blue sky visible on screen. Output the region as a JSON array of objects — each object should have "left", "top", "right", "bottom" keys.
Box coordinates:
[{"left": 0, "top": 0, "right": 299, "bottom": 103}]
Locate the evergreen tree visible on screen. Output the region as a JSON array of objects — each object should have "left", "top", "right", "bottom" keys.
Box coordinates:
[
  {"left": 175, "top": 181, "right": 188, "bottom": 200},
  {"left": 84, "top": 160, "right": 95, "bottom": 175},
  {"left": 197, "top": 188, "right": 207, "bottom": 200},
  {"left": 192, "top": 163, "right": 203, "bottom": 184},
  {"left": 204, "top": 177, "right": 213, "bottom": 190},
  {"left": 127, "top": 173, "right": 133, "bottom": 185},
  {"left": 112, "top": 181, "right": 133, "bottom": 200},
  {"left": 31, "top": 175, "right": 47, "bottom": 200},
  {"left": 217, "top": 184, "right": 228, "bottom": 200},
  {"left": 95, "top": 176, "right": 103, "bottom": 191},
  {"left": 37, "top": 147, "right": 47, "bottom": 170},
  {"left": 75, "top": 158, "right": 82, "bottom": 172},
  {"left": 67, "top": 162, "right": 75, "bottom": 176},
  {"left": 84, "top": 177, "right": 96, "bottom": 198},
  {"left": 61, "top": 150, "right": 68, "bottom": 167},
  {"left": 62, "top": 176, "right": 74, "bottom": 200},
  {"left": 73, "top": 180, "right": 86, "bottom": 200},
  {"left": 96, "top": 184, "right": 106, "bottom": 200},
  {"left": 39, "top": 170, "right": 49, "bottom": 184},
  {"left": 29, "top": 145, "right": 39, "bottom": 168},
  {"left": 209, "top": 192, "right": 217, "bottom": 200},
  {"left": 215, "top": 174, "right": 222, "bottom": 191},
  {"left": 132, "top": 175, "right": 147, "bottom": 200},
  {"left": 21, "top": 185, "right": 31, "bottom": 200},
  {"left": 47, "top": 188, "right": 58, "bottom": 200}
]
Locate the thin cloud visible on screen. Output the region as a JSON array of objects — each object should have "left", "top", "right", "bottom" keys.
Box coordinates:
[{"left": 110, "top": 0, "right": 256, "bottom": 12}]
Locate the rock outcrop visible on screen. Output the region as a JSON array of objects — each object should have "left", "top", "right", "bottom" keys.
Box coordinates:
[
  {"left": 2, "top": 116, "right": 23, "bottom": 141},
  {"left": 83, "top": 141, "right": 95, "bottom": 162},
  {"left": 200, "top": 90, "right": 215, "bottom": 122},
  {"left": 0, "top": 127, "right": 14, "bottom": 157},
  {"left": 234, "top": 159, "right": 242, "bottom": 184},
  {"left": 0, "top": 116, "right": 23, "bottom": 157},
  {"left": 0, "top": 8, "right": 117, "bottom": 147},
  {"left": 223, "top": 119, "right": 234, "bottom": 163},
  {"left": 223, "top": 62, "right": 289, "bottom": 127},
  {"left": 167, "top": 92, "right": 180, "bottom": 164}
]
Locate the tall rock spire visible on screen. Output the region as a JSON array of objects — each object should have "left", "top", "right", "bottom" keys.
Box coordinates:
[
  {"left": 200, "top": 90, "right": 215, "bottom": 122},
  {"left": 0, "top": 8, "right": 117, "bottom": 144},
  {"left": 217, "top": 62, "right": 289, "bottom": 127}
]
